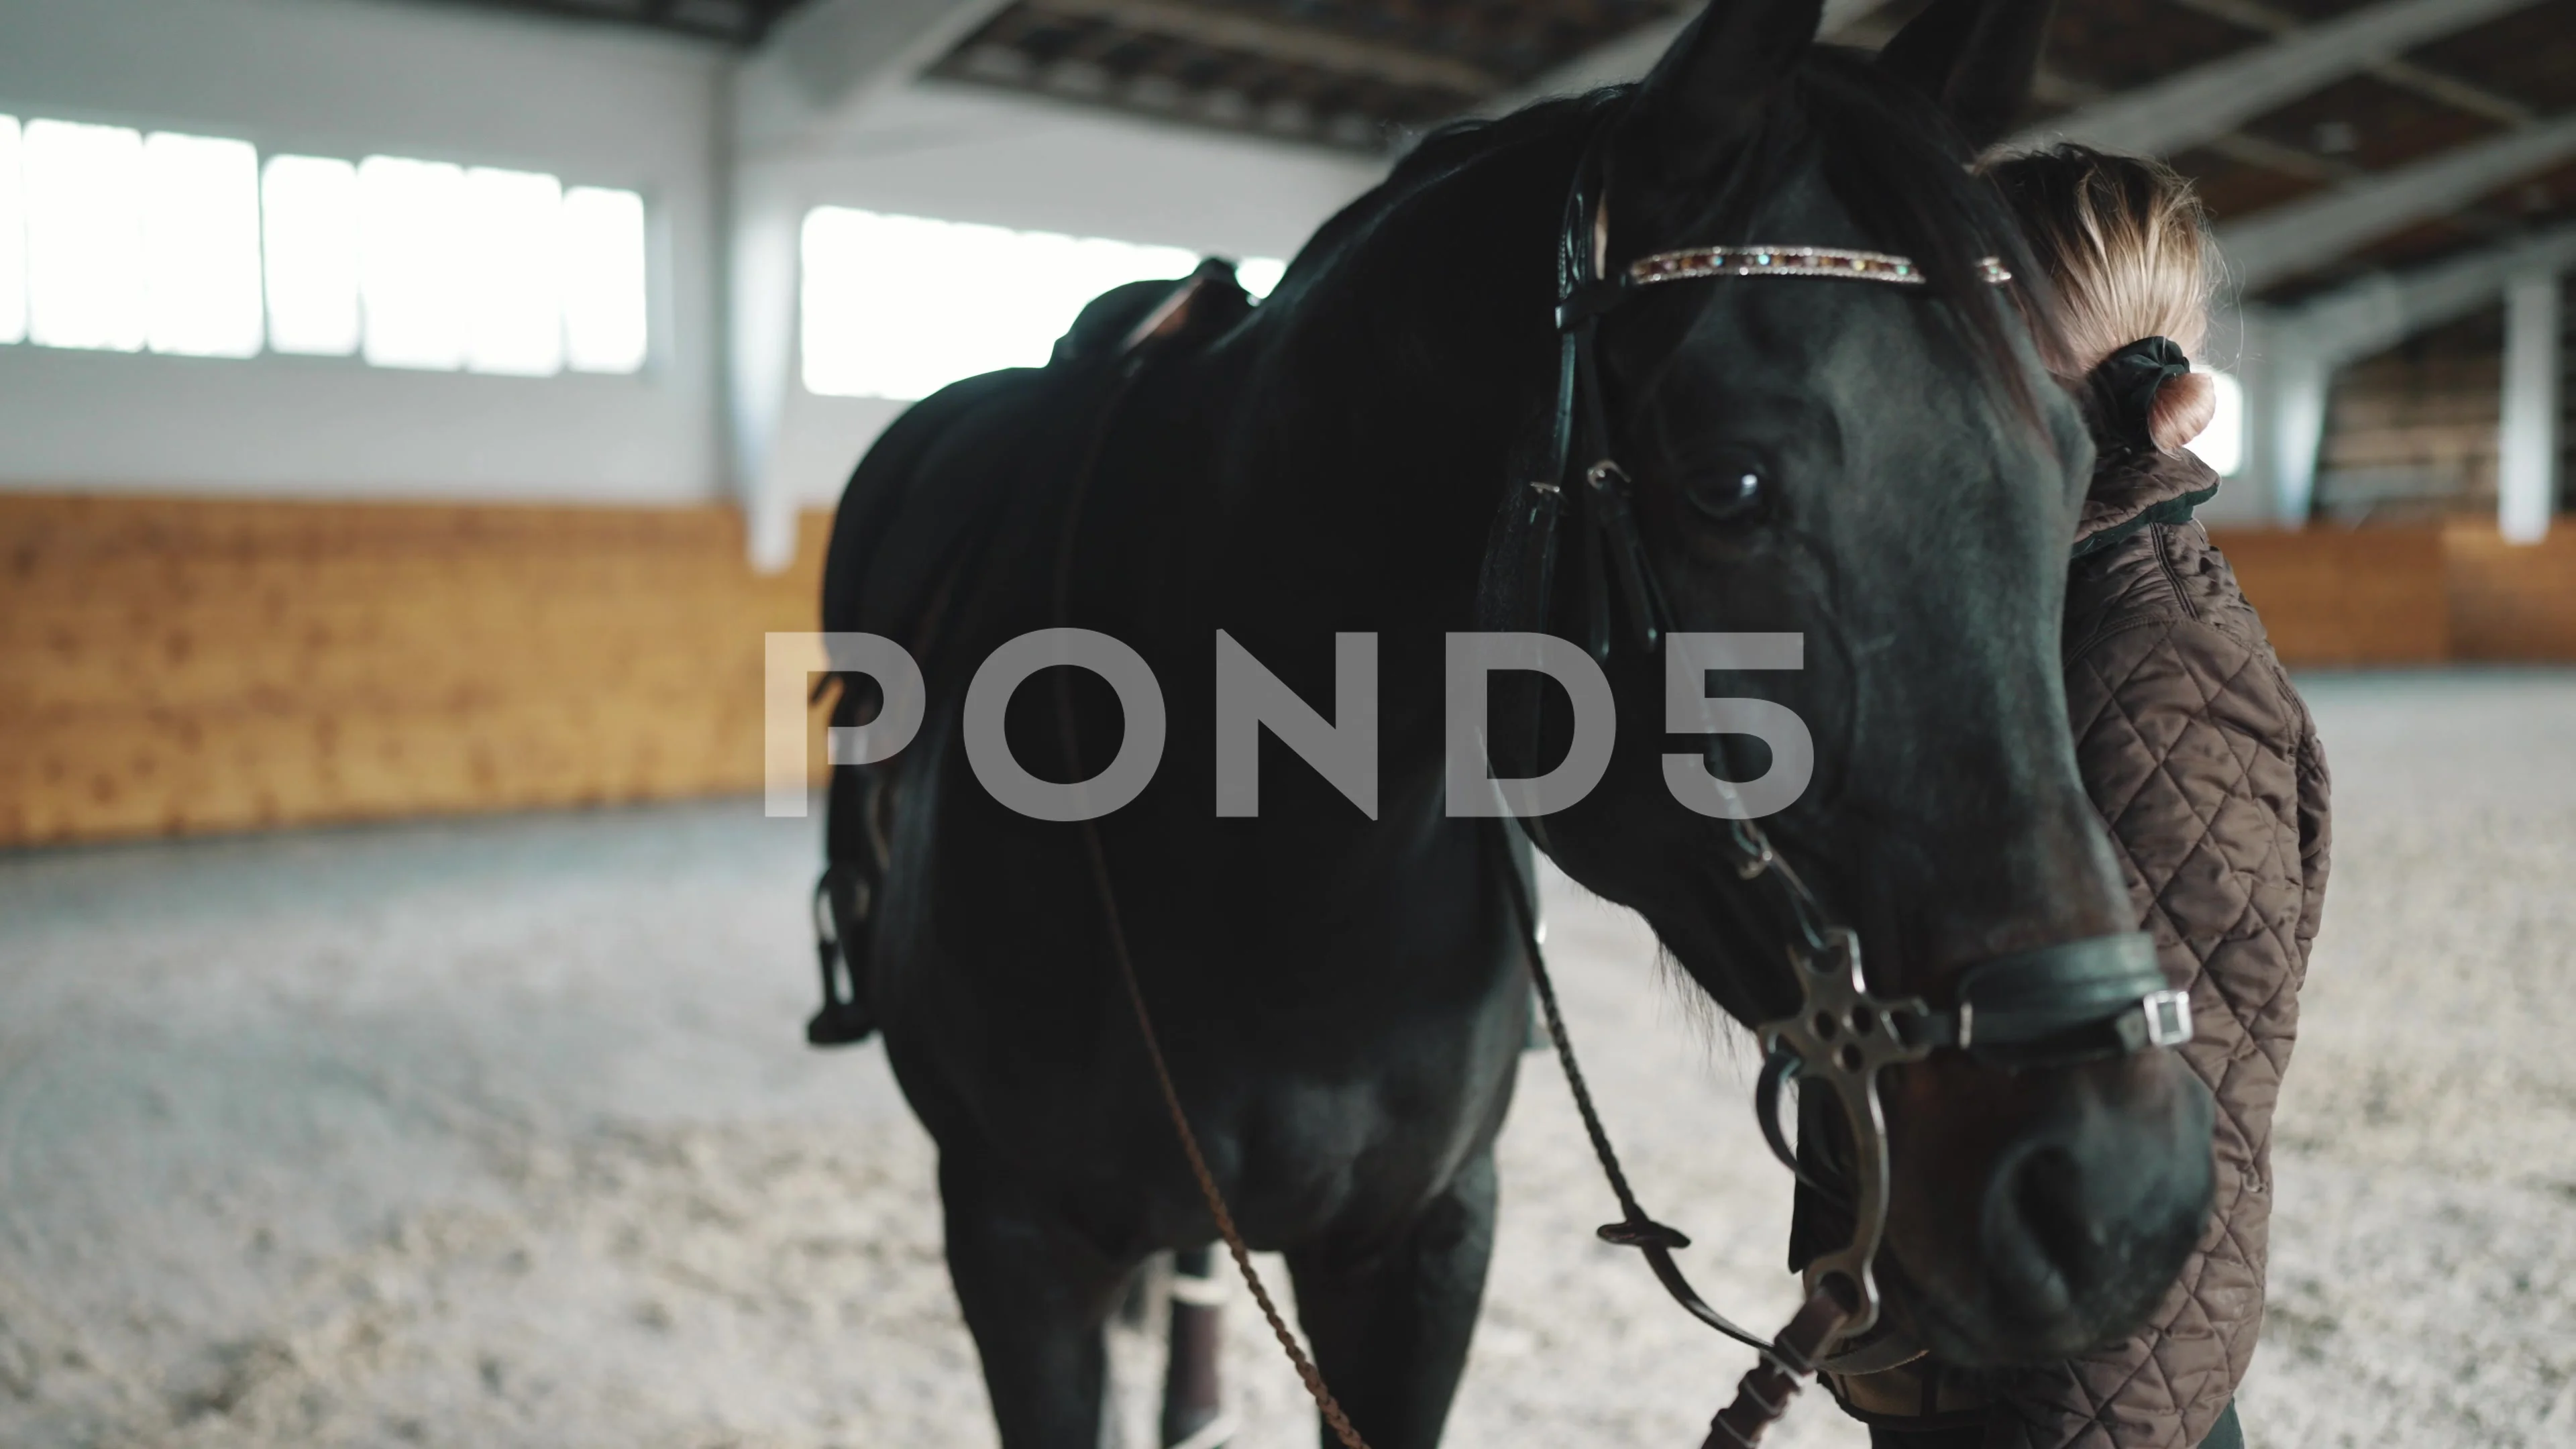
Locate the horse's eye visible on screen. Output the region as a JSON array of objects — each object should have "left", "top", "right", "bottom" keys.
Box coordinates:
[{"left": 1688, "top": 463, "right": 1768, "bottom": 525}]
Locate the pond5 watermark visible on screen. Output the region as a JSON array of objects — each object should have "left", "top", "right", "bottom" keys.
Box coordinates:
[{"left": 764, "top": 631, "right": 1811, "bottom": 822}]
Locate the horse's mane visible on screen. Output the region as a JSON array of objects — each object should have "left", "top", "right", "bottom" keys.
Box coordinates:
[{"left": 1792, "top": 48, "right": 2066, "bottom": 409}]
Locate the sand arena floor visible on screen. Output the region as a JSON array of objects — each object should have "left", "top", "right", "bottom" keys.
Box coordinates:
[{"left": 3, "top": 671, "right": 2572, "bottom": 1448}]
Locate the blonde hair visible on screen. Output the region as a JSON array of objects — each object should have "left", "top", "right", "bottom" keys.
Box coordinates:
[{"left": 1984, "top": 146, "right": 2218, "bottom": 453}]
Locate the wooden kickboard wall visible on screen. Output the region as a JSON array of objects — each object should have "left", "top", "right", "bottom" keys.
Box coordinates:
[
  {"left": 3, "top": 494, "right": 835, "bottom": 847},
  {"left": 3, "top": 494, "right": 2571, "bottom": 848},
  {"left": 2210, "top": 522, "right": 2576, "bottom": 666}
]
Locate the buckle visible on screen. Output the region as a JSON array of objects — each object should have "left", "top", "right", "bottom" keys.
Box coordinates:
[{"left": 2140, "top": 989, "right": 2194, "bottom": 1049}]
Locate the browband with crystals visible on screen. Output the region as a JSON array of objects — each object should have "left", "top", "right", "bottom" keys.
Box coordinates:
[{"left": 1627, "top": 246, "right": 2012, "bottom": 288}]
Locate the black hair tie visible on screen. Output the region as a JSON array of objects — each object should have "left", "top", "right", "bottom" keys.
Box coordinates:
[{"left": 2090, "top": 336, "right": 2190, "bottom": 451}]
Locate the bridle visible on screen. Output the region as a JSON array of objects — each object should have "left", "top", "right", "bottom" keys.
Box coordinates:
[
  {"left": 1049, "top": 121, "right": 2197, "bottom": 1449},
  {"left": 1476, "top": 122, "right": 2196, "bottom": 1444}
]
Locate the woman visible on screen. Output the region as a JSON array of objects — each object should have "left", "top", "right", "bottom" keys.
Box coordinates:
[{"left": 1825, "top": 146, "right": 2334, "bottom": 1449}]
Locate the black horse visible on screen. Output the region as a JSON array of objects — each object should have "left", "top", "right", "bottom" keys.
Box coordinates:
[{"left": 813, "top": 1, "right": 2215, "bottom": 1444}]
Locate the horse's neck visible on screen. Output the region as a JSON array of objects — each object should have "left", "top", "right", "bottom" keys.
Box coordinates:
[
  {"left": 1144, "top": 142, "right": 1568, "bottom": 855},
  {"left": 1208, "top": 148, "right": 1566, "bottom": 635}
]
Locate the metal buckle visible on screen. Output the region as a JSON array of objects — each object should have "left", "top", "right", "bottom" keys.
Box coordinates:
[{"left": 2140, "top": 989, "right": 2194, "bottom": 1049}]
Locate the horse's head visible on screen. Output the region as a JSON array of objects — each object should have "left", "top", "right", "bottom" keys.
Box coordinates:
[{"left": 1519, "top": 0, "right": 2214, "bottom": 1366}]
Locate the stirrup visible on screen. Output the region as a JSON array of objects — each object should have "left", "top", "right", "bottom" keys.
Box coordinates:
[{"left": 806, "top": 867, "right": 877, "bottom": 1047}]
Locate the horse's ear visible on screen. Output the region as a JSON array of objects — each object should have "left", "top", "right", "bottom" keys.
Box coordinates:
[
  {"left": 1876, "top": 0, "right": 2057, "bottom": 151},
  {"left": 1623, "top": 0, "right": 1825, "bottom": 181}
]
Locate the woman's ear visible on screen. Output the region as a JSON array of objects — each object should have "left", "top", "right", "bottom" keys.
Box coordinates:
[
  {"left": 1876, "top": 0, "right": 2057, "bottom": 152},
  {"left": 1622, "top": 0, "right": 1825, "bottom": 186}
]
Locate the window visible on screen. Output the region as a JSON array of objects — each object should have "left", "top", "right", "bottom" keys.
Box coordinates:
[
  {"left": 0, "top": 117, "right": 25, "bottom": 345},
  {"left": 0, "top": 111, "right": 649, "bottom": 376},
  {"left": 23, "top": 118, "right": 146, "bottom": 352},
  {"left": 142, "top": 131, "right": 263, "bottom": 358},
  {"left": 800, "top": 207, "right": 1285, "bottom": 401},
  {"left": 460, "top": 167, "right": 565, "bottom": 376},
  {"left": 262, "top": 155, "right": 360, "bottom": 356},
  {"left": 2187, "top": 370, "right": 2245, "bottom": 478},
  {"left": 561, "top": 186, "right": 648, "bottom": 374},
  {"left": 357, "top": 155, "right": 466, "bottom": 370}
]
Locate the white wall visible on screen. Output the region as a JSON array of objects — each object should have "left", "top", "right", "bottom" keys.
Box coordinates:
[
  {"left": 0, "top": 0, "right": 1385, "bottom": 513},
  {"left": 0, "top": 0, "right": 728, "bottom": 503}
]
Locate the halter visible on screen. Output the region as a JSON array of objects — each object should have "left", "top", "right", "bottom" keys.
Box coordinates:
[{"left": 1481, "top": 124, "right": 2196, "bottom": 1446}]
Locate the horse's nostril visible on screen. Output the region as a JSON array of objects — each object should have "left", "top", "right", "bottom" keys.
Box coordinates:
[{"left": 2008, "top": 1146, "right": 2100, "bottom": 1289}]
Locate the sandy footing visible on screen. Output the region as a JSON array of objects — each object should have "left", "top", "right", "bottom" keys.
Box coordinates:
[{"left": 3, "top": 672, "right": 2570, "bottom": 1448}]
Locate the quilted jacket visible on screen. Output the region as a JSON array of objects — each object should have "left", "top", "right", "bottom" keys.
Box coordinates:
[
  {"left": 1987, "top": 443, "right": 2332, "bottom": 1448},
  {"left": 1830, "top": 442, "right": 2332, "bottom": 1448}
]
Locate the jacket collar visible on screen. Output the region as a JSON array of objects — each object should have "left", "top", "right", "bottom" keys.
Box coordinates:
[{"left": 2072, "top": 440, "right": 2222, "bottom": 561}]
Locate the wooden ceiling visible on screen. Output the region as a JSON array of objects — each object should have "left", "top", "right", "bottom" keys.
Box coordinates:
[
  {"left": 452, "top": 0, "right": 2576, "bottom": 299},
  {"left": 924, "top": 0, "right": 2576, "bottom": 298},
  {"left": 930, "top": 1, "right": 1680, "bottom": 147}
]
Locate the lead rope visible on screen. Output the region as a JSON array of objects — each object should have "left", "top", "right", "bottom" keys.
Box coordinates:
[
  {"left": 1050, "top": 349, "right": 1375, "bottom": 1449},
  {"left": 1484, "top": 823, "right": 1850, "bottom": 1447}
]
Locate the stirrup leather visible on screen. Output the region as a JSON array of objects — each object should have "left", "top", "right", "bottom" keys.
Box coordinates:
[{"left": 806, "top": 864, "right": 877, "bottom": 1046}]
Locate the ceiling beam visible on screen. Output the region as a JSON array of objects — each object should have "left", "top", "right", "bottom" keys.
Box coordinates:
[
  {"left": 2171, "top": 0, "right": 2536, "bottom": 127},
  {"left": 2284, "top": 217, "right": 2576, "bottom": 364},
  {"left": 2013, "top": 0, "right": 2544, "bottom": 156},
  {"left": 1014, "top": 0, "right": 1501, "bottom": 96},
  {"left": 2028, "top": 68, "right": 2359, "bottom": 182},
  {"left": 2219, "top": 113, "right": 2576, "bottom": 287},
  {"left": 735, "top": 0, "right": 1018, "bottom": 154}
]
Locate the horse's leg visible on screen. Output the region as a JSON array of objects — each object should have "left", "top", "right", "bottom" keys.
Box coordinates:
[
  {"left": 1159, "top": 1246, "right": 1230, "bottom": 1448},
  {"left": 1284, "top": 1150, "right": 1499, "bottom": 1449},
  {"left": 940, "top": 1148, "right": 1132, "bottom": 1449}
]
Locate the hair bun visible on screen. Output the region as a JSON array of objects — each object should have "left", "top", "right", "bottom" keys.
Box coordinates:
[
  {"left": 2149, "top": 370, "right": 2217, "bottom": 453},
  {"left": 2090, "top": 336, "right": 2197, "bottom": 453}
]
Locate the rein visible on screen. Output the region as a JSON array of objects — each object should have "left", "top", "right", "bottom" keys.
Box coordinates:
[
  {"left": 1050, "top": 272, "right": 1377, "bottom": 1449},
  {"left": 1039, "top": 121, "right": 2193, "bottom": 1448}
]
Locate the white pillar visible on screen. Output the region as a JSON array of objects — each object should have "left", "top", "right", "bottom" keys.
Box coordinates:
[
  {"left": 726, "top": 157, "right": 806, "bottom": 575},
  {"left": 723, "top": 0, "right": 1018, "bottom": 572},
  {"left": 2267, "top": 339, "right": 2333, "bottom": 527},
  {"left": 2498, "top": 268, "right": 2562, "bottom": 545}
]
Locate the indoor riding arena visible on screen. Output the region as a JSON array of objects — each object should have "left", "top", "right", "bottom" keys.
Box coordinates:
[{"left": 4, "top": 3, "right": 2574, "bottom": 1449}]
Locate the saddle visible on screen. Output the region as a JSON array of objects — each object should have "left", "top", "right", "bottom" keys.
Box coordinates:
[{"left": 805, "top": 260, "right": 1257, "bottom": 1046}]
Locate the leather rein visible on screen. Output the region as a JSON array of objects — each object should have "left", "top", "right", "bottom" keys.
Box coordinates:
[{"left": 1048, "top": 125, "right": 2194, "bottom": 1449}]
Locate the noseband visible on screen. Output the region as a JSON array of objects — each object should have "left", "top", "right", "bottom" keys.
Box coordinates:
[{"left": 1483, "top": 125, "right": 2195, "bottom": 1446}]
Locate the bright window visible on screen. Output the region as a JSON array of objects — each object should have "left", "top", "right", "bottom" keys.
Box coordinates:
[
  {"left": 1236, "top": 256, "right": 1288, "bottom": 298},
  {"left": 262, "top": 155, "right": 361, "bottom": 356},
  {"left": 23, "top": 119, "right": 147, "bottom": 352},
  {"left": 561, "top": 185, "right": 649, "bottom": 374},
  {"left": 142, "top": 131, "right": 264, "bottom": 358},
  {"left": 0, "top": 113, "right": 648, "bottom": 376},
  {"left": 800, "top": 207, "right": 1283, "bottom": 401},
  {"left": 0, "top": 117, "right": 25, "bottom": 345},
  {"left": 358, "top": 155, "right": 466, "bottom": 370},
  {"left": 2186, "top": 369, "right": 2245, "bottom": 478},
  {"left": 460, "top": 166, "right": 564, "bottom": 376}
]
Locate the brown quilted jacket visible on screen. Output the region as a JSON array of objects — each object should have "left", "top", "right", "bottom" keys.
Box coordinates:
[
  {"left": 1992, "top": 444, "right": 2334, "bottom": 1448},
  {"left": 1829, "top": 443, "right": 2332, "bottom": 1447}
]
